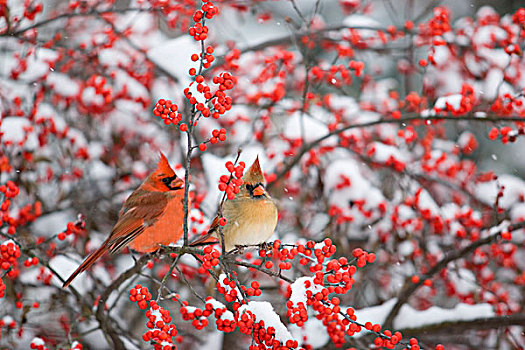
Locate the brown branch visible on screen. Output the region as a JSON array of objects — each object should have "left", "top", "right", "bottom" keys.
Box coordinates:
[
  {"left": 267, "top": 113, "right": 525, "bottom": 191},
  {"left": 383, "top": 221, "right": 525, "bottom": 329},
  {"left": 95, "top": 253, "right": 153, "bottom": 349},
  {"left": 100, "top": 17, "right": 179, "bottom": 83},
  {"left": 222, "top": 256, "right": 294, "bottom": 283},
  {"left": 400, "top": 313, "right": 525, "bottom": 336},
  {"left": 7, "top": 7, "right": 161, "bottom": 36}
]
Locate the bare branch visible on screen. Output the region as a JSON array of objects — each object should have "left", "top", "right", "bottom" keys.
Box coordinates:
[
  {"left": 383, "top": 221, "right": 525, "bottom": 328},
  {"left": 267, "top": 113, "right": 525, "bottom": 190}
]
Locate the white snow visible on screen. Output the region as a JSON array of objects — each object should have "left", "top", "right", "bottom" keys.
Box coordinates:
[
  {"left": 147, "top": 36, "right": 200, "bottom": 85},
  {"left": 396, "top": 302, "right": 494, "bottom": 329},
  {"left": 30, "top": 337, "right": 46, "bottom": 346},
  {"left": 326, "top": 95, "right": 360, "bottom": 122},
  {"left": 98, "top": 48, "right": 132, "bottom": 68},
  {"left": 217, "top": 273, "right": 242, "bottom": 302},
  {"left": 0, "top": 117, "right": 39, "bottom": 149},
  {"left": 289, "top": 277, "right": 323, "bottom": 307},
  {"left": 238, "top": 301, "right": 295, "bottom": 344},
  {"left": 448, "top": 268, "right": 478, "bottom": 295},
  {"left": 112, "top": 70, "right": 149, "bottom": 100},
  {"left": 196, "top": 328, "right": 224, "bottom": 350},
  {"left": 457, "top": 131, "right": 476, "bottom": 149},
  {"left": 46, "top": 72, "right": 80, "bottom": 97},
  {"left": 283, "top": 111, "right": 328, "bottom": 142},
  {"left": 369, "top": 142, "right": 409, "bottom": 163},
  {"left": 398, "top": 241, "right": 414, "bottom": 257},
  {"left": 472, "top": 25, "right": 507, "bottom": 47},
  {"left": 474, "top": 175, "right": 525, "bottom": 209},
  {"left": 49, "top": 254, "right": 92, "bottom": 290},
  {"left": 323, "top": 158, "right": 385, "bottom": 226},
  {"left": 434, "top": 94, "right": 462, "bottom": 111},
  {"left": 187, "top": 81, "right": 208, "bottom": 104},
  {"left": 289, "top": 318, "right": 330, "bottom": 348},
  {"left": 14, "top": 49, "right": 59, "bottom": 81},
  {"left": 352, "top": 298, "right": 495, "bottom": 334},
  {"left": 31, "top": 210, "right": 74, "bottom": 237},
  {"left": 88, "top": 160, "right": 115, "bottom": 180},
  {"left": 342, "top": 14, "right": 382, "bottom": 29},
  {"left": 206, "top": 298, "right": 234, "bottom": 321},
  {"left": 432, "top": 45, "right": 450, "bottom": 66},
  {"left": 478, "top": 48, "right": 510, "bottom": 70},
  {"left": 81, "top": 86, "right": 104, "bottom": 106}
]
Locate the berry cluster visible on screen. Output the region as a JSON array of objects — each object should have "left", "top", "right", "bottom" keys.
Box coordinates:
[
  {"left": 0, "top": 181, "right": 20, "bottom": 199},
  {"left": 153, "top": 99, "right": 182, "bottom": 125},
  {"left": 188, "top": 0, "right": 218, "bottom": 40},
  {"left": 129, "top": 284, "right": 152, "bottom": 310},
  {"left": 1, "top": 240, "right": 21, "bottom": 278},
  {"left": 189, "top": 21, "right": 208, "bottom": 41},
  {"left": 434, "top": 85, "right": 476, "bottom": 116},
  {"left": 0, "top": 278, "right": 5, "bottom": 298},
  {"left": 237, "top": 311, "right": 299, "bottom": 350},
  {"left": 13, "top": 201, "right": 42, "bottom": 228},
  {"left": 512, "top": 8, "right": 525, "bottom": 25},
  {"left": 69, "top": 341, "right": 83, "bottom": 350},
  {"left": 246, "top": 240, "right": 380, "bottom": 347},
  {"left": 216, "top": 274, "right": 242, "bottom": 304},
  {"left": 180, "top": 304, "right": 210, "bottom": 330},
  {"left": 210, "top": 73, "right": 235, "bottom": 114},
  {"left": 23, "top": 0, "right": 43, "bottom": 21},
  {"left": 241, "top": 281, "right": 262, "bottom": 297},
  {"left": 23, "top": 256, "right": 39, "bottom": 267},
  {"left": 1, "top": 181, "right": 21, "bottom": 235},
  {"left": 78, "top": 75, "right": 114, "bottom": 114},
  {"left": 29, "top": 337, "right": 48, "bottom": 350},
  {"left": 57, "top": 218, "right": 86, "bottom": 241},
  {"left": 205, "top": 298, "right": 237, "bottom": 332},
  {"left": 190, "top": 46, "right": 215, "bottom": 69},
  {"left": 218, "top": 161, "right": 245, "bottom": 200},
  {"left": 198, "top": 245, "right": 221, "bottom": 273},
  {"left": 200, "top": 127, "right": 227, "bottom": 152},
  {"left": 36, "top": 266, "right": 53, "bottom": 285},
  {"left": 491, "top": 93, "right": 525, "bottom": 117},
  {"left": 416, "top": 6, "right": 452, "bottom": 44},
  {"left": 143, "top": 300, "right": 179, "bottom": 349},
  {"left": 371, "top": 329, "right": 404, "bottom": 349}
]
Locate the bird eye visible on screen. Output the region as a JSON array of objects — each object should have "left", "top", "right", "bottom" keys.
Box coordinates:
[{"left": 162, "top": 177, "right": 170, "bottom": 183}]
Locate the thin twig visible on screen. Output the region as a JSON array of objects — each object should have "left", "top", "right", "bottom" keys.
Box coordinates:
[
  {"left": 267, "top": 113, "right": 525, "bottom": 190},
  {"left": 8, "top": 7, "right": 161, "bottom": 36},
  {"left": 383, "top": 220, "right": 525, "bottom": 328}
]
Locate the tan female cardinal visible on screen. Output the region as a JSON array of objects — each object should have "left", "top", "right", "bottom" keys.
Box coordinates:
[
  {"left": 192, "top": 157, "right": 278, "bottom": 252},
  {"left": 63, "top": 153, "right": 185, "bottom": 288}
]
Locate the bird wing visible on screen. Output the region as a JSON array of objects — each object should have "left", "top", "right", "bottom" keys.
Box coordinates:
[
  {"left": 190, "top": 215, "right": 219, "bottom": 246},
  {"left": 108, "top": 191, "right": 168, "bottom": 253}
]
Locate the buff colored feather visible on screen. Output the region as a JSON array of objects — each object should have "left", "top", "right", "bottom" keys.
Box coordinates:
[{"left": 192, "top": 156, "right": 278, "bottom": 252}]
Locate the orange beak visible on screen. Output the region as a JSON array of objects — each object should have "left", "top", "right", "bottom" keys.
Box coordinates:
[
  {"left": 170, "top": 178, "right": 184, "bottom": 190},
  {"left": 253, "top": 185, "right": 265, "bottom": 196}
]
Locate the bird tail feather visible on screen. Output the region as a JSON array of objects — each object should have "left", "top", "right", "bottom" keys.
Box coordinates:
[
  {"left": 189, "top": 232, "right": 218, "bottom": 247},
  {"left": 62, "top": 243, "right": 108, "bottom": 288}
]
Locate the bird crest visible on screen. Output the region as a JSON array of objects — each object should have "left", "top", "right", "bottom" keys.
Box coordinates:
[
  {"left": 155, "top": 152, "right": 176, "bottom": 177},
  {"left": 242, "top": 156, "right": 265, "bottom": 184}
]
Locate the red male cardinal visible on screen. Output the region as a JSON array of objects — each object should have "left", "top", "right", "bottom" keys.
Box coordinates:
[
  {"left": 192, "top": 157, "right": 278, "bottom": 252},
  {"left": 63, "top": 153, "right": 185, "bottom": 288}
]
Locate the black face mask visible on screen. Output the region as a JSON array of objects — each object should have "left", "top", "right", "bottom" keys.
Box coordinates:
[{"left": 162, "top": 175, "right": 182, "bottom": 190}]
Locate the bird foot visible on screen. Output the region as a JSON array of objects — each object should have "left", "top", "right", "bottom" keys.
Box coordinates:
[
  {"left": 259, "top": 242, "right": 272, "bottom": 252},
  {"left": 232, "top": 245, "right": 245, "bottom": 255}
]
